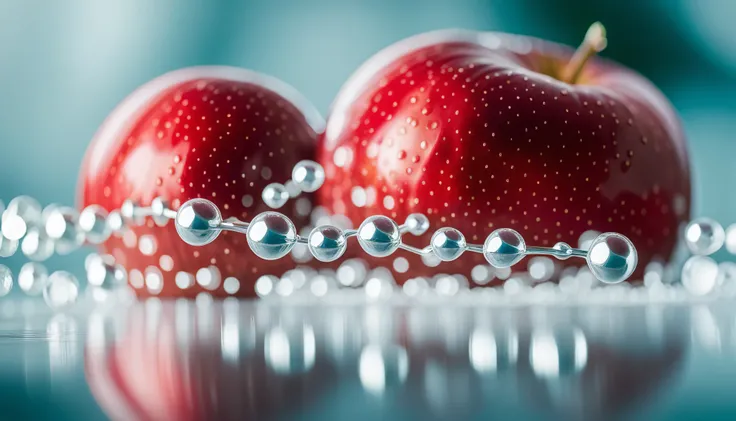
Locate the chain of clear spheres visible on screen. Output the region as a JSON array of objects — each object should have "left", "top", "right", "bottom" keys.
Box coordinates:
[
  {"left": 175, "top": 159, "right": 639, "bottom": 285},
  {"left": 22, "top": 157, "right": 736, "bottom": 306}
]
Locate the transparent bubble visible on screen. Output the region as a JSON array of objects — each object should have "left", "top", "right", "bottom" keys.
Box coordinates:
[
  {"left": 18, "top": 262, "right": 49, "bottom": 295},
  {"left": 21, "top": 228, "right": 54, "bottom": 261},
  {"left": 308, "top": 225, "right": 347, "bottom": 262},
  {"left": 586, "top": 233, "right": 638, "bottom": 284},
  {"left": 471, "top": 265, "right": 494, "bottom": 285},
  {"left": 291, "top": 160, "right": 325, "bottom": 193},
  {"left": 725, "top": 224, "right": 736, "bottom": 255},
  {"left": 196, "top": 266, "right": 222, "bottom": 291},
  {"left": 553, "top": 242, "right": 573, "bottom": 260},
  {"left": 79, "top": 205, "right": 111, "bottom": 244},
  {"left": 364, "top": 273, "right": 394, "bottom": 301},
  {"left": 403, "top": 277, "right": 430, "bottom": 297},
  {"left": 682, "top": 255, "right": 718, "bottom": 296},
  {"left": 405, "top": 213, "right": 430, "bottom": 236},
  {"left": 150, "top": 197, "right": 171, "bottom": 226},
  {"left": 431, "top": 227, "right": 467, "bottom": 261},
  {"left": 392, "top": 257, "right": 409, "bottom": 273},
  {"left": 175, "top": 271, "right": 195, "bottom": 290},
  {"left": 435, "top": 275, "right": 461, "bottom": 296},
  {"left": 255, "top": 275, "right": 277, "bottom": 297},
  {"left": 87, "top": 258, "right": 127, "bottom": 289},
  {"left": 175, "top": 198, "right": 222, "bottom": 246},
  {"left": 262, "top": 183, "right": 289, "bottom": 209},
  {"left": 528, "top": 257, "right": 555, "bottom": 282},
  {"left": 43, "top": 271, "right": 79, "bottom": 309},
  {"left": 685, "top": 217, "right": 725, "bottom": 256},
  {"left": 483, "top": 228, "right": 526, "bottom": 268},
  {"left": 307, "top": 275, "right": 332, "bottom": 297},
  {"left": 145, "top": 266, "right": 165, "bottom": 295},
  {"left": 1, "top": 197, "right": 44, "bottom": 241},
  {"left": 45, "top": 207, "right": 84, "bottom": 254},
  {"left": 577, "top": 230, "right": 600, "bottom": 250},
  {"left": 247, "top": 212, "right": 297, "bottom": 260},
  {"left": 0, "top": 235, "right": 19, "bottom": 258},
  {"left": 357, "top": 216, "right": 401, "bottom": 257},
  {"left": 0, "top": 265, "right": 12, "bottom": 297},
  {"left": 223, "top": 277, "right": 240, "bottom": 295},
  {"left": 717, "top": 261, "right": 736, "bottom": 289},
  {"left": 337, "top": 259, "right": 368, "bottom": 287},
  {"left": 120, "top": 200, "right": 144, "bottom": 225}
]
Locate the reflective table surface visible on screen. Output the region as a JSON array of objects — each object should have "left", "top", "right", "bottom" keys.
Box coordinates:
[{"left": 1, "top": 298, "right": 735, "bottom": 421}]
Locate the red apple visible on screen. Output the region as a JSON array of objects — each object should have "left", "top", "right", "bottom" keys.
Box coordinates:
[
  {"left": 318, "top": 24, "right": 690, "bottom": 284},
  {"left": 78, "top": 66, "right": 324, "bottom": 298}
]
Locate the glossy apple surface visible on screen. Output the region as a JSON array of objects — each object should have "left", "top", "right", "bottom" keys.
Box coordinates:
[
  {"left": 79, "top": 66, "right": 324, "bottom": 297},
  {"left": 318, "top": 29, "right": 691, "bottom": 283}
]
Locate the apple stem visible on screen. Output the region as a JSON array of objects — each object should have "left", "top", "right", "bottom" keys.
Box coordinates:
[{"left": 561, "top": 22, "right": 607, "bottom": 84}]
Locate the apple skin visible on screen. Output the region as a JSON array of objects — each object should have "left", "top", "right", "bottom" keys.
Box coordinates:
[
  {"left": 318, "top": 29, "right": 691, "bottom": 284},
  {"left": 78, "top": 66, "right": 324, "bottom": 298}
]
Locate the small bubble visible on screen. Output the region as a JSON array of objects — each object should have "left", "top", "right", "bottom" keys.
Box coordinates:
[
  {"left": 173, "top": 155, "right": 181, "bottom": 164},
  {"left": 420, "top": 141, "right": 428, "bottom": 150},
  {"left": 155, "top": 177, "right": 163, "bottom": 186}
]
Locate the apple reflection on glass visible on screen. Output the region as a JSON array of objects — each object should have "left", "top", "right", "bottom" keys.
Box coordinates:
[{"left": 84, "top": 301, "right": 688, "bottom": 421}]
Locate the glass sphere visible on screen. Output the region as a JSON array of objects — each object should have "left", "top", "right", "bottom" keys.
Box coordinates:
[
  {"left": 553, "top": 242, "right": 573, "bottom": 260},
  {"left": 150, "top": 197, "right": 170, "bottom": 226},
  {"left": 405, "top": 213, "right": 430, "bottom": 236},
  {"left": 357, "top": 216, "right": 401, "bottom": 257},
  {"left": 18, "top": 262, "right": 49, "bottom": 295},
  {"left": 3, "top": 196, "right": 42, "bottom": 226},
  {"left": 431, "top": 227, "right": 467, "bottom": 261},
  {"left": 120, "top": 199, "right": 144, "bottom": 225},
  {"left": 291, "top": 160, "right": 325, "bottom": 193},
  {"left": 308, "top": 225, "right": 347, "bottom": 262},
  {"left": 685, "top": 217, "right": 725, "bottom": 256},
  {"left": 21, "top": 228, "right": 54, "bottom": 261},
  {"left": 87, "top": 258, "right": 128, "bottom": 289},
  {"left": 0, "top": 236, "right": 18, "bottom": 258},
  {"left": 483, "top": 228, "right": 527, "bottom": 268},
  {"left": 45, "top": 207, "right": 84, "bottom": 255},
  {"left": 247, "top": 212, "right": 297, "bottom": 260},
  {"left": 682, "top": 255, "right": 718, "bottom": 296},
  {"left": 262, "top": 183, "right": 289, "bottom": 209},
  {"left": 175, "top": 199, "right": 222, "bottom": 246},
  {"left": 586, "top": 233, "right": 638, "bottom": 284},
  {"left": 0, "top": 264, "right": 12, "bottom": 297},
  {"left": 43, "top": 271, "right": 79, "bottom": 309},
  {"left": 79, "top": 205, "right": 111, "bottom": 244}
]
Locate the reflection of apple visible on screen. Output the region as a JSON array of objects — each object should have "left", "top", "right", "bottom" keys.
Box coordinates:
[
  {"left": 85, "top": 304, "right": 687, "bottom": 420},
  {"left": 85, "top": 303, "right": 337, "bottom": 421},
  {"left": 514, "top": 306, "right": 688, "bottom": 420},
  {"left": 78, "top": 66, "right": 324, "bottom": 298},
  {"left": 319, "top": 24, "right": 690, "bottom": 284}
]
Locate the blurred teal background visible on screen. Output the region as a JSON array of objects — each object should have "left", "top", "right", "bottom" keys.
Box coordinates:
[{"left": 0, "top": 0, "right": 735, "bottom": 275}]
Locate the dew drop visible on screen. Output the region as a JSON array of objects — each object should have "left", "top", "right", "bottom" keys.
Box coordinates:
[
  {"left": 173, "top": 155, "right": 181, "bottom": 164},
  {"left": 168, "top": 167, "right": 175, "bottom": 175},
  {"left": 397, "top": 150, "right": 407, "bottom": 160},
  {"left": 420, "top": 141, "right": 428, "bottom": 150},
  {"left": 429, "top": 121, "right": 438, "bottom": 130},
  {"left": 155, "top": 177, "right": 163, "bottom": 186},
  {"left": 412, "top": 155, "right": 420, "bottom": 163}
]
